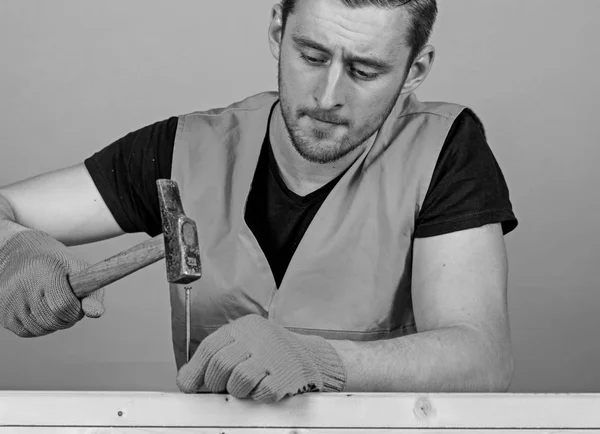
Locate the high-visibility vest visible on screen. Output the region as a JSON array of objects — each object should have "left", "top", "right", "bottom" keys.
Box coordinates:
[{"left": 169, "top": 91, "right": 466, "bottom": 370}]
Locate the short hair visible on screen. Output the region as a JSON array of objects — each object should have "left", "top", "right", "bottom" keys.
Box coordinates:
[{"left": 280, "top": 0, "right": 438, "bottom": 63}]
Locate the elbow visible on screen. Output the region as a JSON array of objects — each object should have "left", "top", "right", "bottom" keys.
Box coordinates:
[
  {"left": 484, "top": 340, "right": 514, "bottom": 392},
  {"left": 465, "top": 325, "right": 514, "bottom": 392},
  {"left": 486, "top": 353, "right": 513, "bottom": 392},
  {"left": 498, "top": 350, "right": 515, "bottom": 392}
]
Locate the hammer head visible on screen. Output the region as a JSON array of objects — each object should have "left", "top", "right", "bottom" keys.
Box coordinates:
[{"left": 156, "top": 179, "right": 202, "bottom": 285}]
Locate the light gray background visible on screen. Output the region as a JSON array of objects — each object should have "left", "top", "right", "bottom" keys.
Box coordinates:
[{"left": 0, "top": 0, "right": 598, "bottom": 392}]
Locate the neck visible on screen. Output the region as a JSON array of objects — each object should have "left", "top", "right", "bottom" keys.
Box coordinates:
[{"left": 269, "top": 103, "right": 373, "bottom": 197}]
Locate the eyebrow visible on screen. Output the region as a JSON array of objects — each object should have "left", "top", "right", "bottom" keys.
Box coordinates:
[{"left": 291, "top": 34, "right": 393, "bottom": 71}]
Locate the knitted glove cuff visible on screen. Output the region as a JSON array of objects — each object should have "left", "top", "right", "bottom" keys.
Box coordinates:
[
  {"left": 0, "top": 228, "right": 58, "bottom": 256},
  {"left": 299, "top": 333, "right": 347, "bottom": 393}
]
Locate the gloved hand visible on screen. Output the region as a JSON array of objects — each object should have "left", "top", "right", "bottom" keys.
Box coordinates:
[
  {"left": 0, "top": 230, "right": 105, "bottom": 337},
  {"left": 176, "top": 314, "right": 347, "bottom": 403}
]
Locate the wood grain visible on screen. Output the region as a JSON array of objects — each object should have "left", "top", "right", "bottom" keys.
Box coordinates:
[
  {"left": 1, "top": 392, "right": 600, "bottom": 431},
  {"left": 2, "top": 430, "right": 600, "bottom": 434}
]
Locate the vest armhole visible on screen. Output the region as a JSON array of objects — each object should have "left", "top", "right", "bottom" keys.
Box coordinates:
[{"left": 415, "top": 106, "right": 468, "bottom": 213}]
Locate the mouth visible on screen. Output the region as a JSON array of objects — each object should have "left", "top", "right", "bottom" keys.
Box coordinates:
[{"left": 308, "top": 115, "right": 344, "bottom": 127}]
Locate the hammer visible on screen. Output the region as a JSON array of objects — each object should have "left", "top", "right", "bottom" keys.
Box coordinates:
[{"left": 67, "top": 179, "right": 201, "bottom": 362}]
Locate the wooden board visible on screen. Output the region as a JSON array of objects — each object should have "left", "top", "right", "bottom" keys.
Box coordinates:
[
  {"left": 1, "top": 392, "right": 600, "bottom": 432},
  {"left": 2, "top": 431, "right": 600, "bottom": 434}
]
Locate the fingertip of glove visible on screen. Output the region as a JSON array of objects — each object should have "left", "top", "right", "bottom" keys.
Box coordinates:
[
  {"left": 82, "top": 299, "right": 105, "bottom": 318},
  {"left": 176, "top": 373, "right": 196, "bottom": 394}
]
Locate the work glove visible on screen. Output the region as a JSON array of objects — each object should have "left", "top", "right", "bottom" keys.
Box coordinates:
[
  {"left": 0, "top": 229, "right": 105, "bottom": 337},
  {"left": 176, "top": 314, "right": 347, "bottom": 403}
]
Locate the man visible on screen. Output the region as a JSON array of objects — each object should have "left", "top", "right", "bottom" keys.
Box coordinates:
[{"left": 0, "top": 0, "right": 518, "bottom": 403}]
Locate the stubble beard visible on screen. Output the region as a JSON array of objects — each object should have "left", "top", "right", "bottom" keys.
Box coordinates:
[{"left": 277, "top": 61, "right": 400, "bottom": 165}]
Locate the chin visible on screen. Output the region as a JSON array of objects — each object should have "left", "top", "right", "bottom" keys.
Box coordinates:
[{"left": 295, "top": 138, "right": 358, "bottom": 164}]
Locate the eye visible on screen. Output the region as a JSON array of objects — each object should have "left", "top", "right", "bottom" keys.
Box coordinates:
[
  {"left": 350, "top": 67, "right": 378, "bottom": 81},
  {"left": 300, "top": 53, "right": 325, "bottom": 65}
]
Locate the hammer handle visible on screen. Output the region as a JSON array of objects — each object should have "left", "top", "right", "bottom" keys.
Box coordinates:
[{"left": 68, "top": 234, "right": 165, "bottom": 298}]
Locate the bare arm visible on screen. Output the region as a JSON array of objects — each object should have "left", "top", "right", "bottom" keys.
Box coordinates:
[
  {"left": 0, "top": 163, "right": 124, "bottom": 246},
  {"left": 329, "top": 223, "right": 513, "bottom": 393}
]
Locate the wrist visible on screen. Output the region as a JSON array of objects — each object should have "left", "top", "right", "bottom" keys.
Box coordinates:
[
  {"left": 0, "top": 193, "right": 16, "bottom": 222},
  {"left": 0, "top": 194, "right": 30, "bottom": 247}
]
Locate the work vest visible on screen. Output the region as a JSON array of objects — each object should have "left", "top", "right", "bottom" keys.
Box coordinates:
[{"left": 169, "top": 91, "right": 466, "bottom": 370}]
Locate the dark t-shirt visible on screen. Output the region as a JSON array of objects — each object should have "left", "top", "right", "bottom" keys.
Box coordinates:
[{"left": 84, "top": 105, "right": 518, "bottom": 286}]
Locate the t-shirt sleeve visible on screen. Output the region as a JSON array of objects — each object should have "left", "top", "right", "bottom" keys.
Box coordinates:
[
  {"left": 414, "top": 109, "right": 518, "bottom": 238},
  {"left": 83, "top": 117, "right": 178, "bottom": 236}
]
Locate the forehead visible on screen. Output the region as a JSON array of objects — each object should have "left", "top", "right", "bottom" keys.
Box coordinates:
[{"left": 287, "top": 0, "right": 411, "bottom": 60}]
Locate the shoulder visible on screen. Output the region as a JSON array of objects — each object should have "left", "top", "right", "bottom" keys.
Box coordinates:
[
  {"left": 179, "top": 92, "right": 279, "bottom": 122},
  {"left": 377, "top": 93, "right": 473, "bottom": 161},
  {"left": 174, "top": 92, "right": 278, "bottom": 145},
  {"left": 414, "top": 107, "right": 519, "bottom": 237},
  {"left": 394, "top": 94, "right": 469, "bottom": 127}
]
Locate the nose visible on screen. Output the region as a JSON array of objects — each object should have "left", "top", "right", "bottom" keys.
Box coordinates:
[{"left": 313, "top": 61, "right": 345, "bottom": 111}]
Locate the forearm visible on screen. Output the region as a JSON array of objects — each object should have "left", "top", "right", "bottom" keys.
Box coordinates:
[{"left": 329, "top": 325, "right": 513, "bottom": 393}]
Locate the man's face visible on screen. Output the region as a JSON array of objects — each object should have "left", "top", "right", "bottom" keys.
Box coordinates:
[{"left": 277, "top": 0, "right": 413, "bottom": 164}]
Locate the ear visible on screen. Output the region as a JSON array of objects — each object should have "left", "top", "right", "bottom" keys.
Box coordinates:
[
  {"left": 401, "top": 45, "right": 435, "bottom": 95},
  {"left": 268, "top": 4, "right": 284, "bottom": 61}
]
